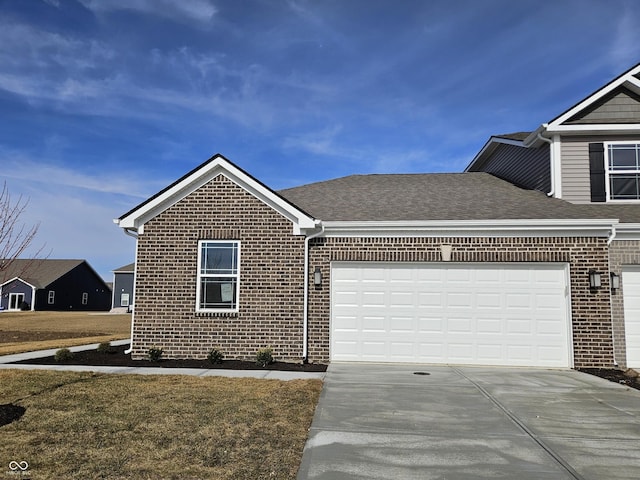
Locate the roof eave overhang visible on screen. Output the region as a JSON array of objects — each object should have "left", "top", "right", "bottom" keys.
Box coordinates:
[
  {"left": 548, "top": 63, "right": 640, "bottom": 127},
  {"left": 320, "top": 219, "right": 618, "bottom": 238},
  {"left": 465, "top": 136, "right": 527, "bottom": 172},
  {"left": 612, "top": 223, "right": 640, "bottom": 240},
  {"left": 544, "top": 124, "right": 640, "bottom": 135},
  {"left": 115, "top": 155, "right": 317, "bottom": 236}
]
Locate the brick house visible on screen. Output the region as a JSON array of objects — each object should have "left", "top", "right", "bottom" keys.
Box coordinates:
[
  {"left": 117, "top": 154, "right": 622, "bottom": 368},
  {"left": 116, "top": 63, "right": 640, "bottom": 369},
  {"left": 466, "top": 62, "right": 640, "bottom": 369}
]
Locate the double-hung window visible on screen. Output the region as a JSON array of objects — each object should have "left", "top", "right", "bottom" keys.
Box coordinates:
[
  {"left": 606, "top": 142, "right": 640, "bottom": 201},
  {"left": 196, "top": 240, "right": 240, "bottom": 312}
]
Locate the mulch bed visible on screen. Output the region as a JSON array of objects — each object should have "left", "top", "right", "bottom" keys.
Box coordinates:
[
  {"left": 11, "top": 344, "right": 327, "bottom": 372},
  {"left": 0, "top": 403, "right": 26, "bottom": 427},
  {"left": 578, "top": 368, "right": 640, "bottom": 390}
]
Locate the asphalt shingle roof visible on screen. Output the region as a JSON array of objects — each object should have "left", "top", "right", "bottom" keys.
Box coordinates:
[
  {"left": 494, "top": 132, "right": 531, "bottom": 141},
  {"left": 279, "top": 172, "right": 617, "bottom": 222},
  {"left": 113, "top": 262, "right": 135, "bottom": 273},
  {"left": 0, "top": 259, "right": 85, "bottom": 288}
]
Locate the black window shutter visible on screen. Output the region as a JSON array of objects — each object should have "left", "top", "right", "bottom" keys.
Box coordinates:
[{"left": 589, "top": 143, "right": 606, "bottom": 202}]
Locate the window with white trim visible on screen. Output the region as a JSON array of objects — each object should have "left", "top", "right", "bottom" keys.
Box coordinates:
[
  {"left": 82, "top": 292, "right": 88, "bottom": 305},
  {"left": 48, "top": 290, "right": 55, "bottom": 304},
  {"left": 196, "top": 240, "right": 240, "bottom": 311},
  {"left": 606, "top": 142, "right": 640, "bottom": 201}
]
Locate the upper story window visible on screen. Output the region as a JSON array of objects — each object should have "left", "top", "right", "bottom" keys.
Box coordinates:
[
  {"left": 606, "top": 143, "right": 640, "bottom": 201},
  {"left": 196, "top": 240, "right": 240, "bottom": 312}
]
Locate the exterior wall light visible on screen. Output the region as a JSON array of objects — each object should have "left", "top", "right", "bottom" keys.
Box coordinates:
[
  {"left": 314, "top": 266, "right": 322, "bottom": 286},
  {"left": 610, "top": 272, "right": 620, "bottom": 291},
  {"left": 589, "top": 270, "right": 602, "bottom": 289}
]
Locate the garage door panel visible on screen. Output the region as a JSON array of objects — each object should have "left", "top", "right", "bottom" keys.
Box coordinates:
[
  {"left": 622, "top": 267, "right": 640, "bottom": 368},
  {"left": 331, "top": 263, "right": 571, "bottom": 367},
  {"left": 390, "top": 291, "right": 414, "bottom": 307},
  {"left": 389, "top": 316, "right": 414, "bottom": 333},
  {"left": 362, "top": 291, "right": 385, "bottom": 307},
  {"left": 447, "top": 293, "right": 474, "bottom": 308}
]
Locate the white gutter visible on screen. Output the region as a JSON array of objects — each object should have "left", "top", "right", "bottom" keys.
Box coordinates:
[
  {"left": 607, "top": 224, "right": 618, "bottom": 366},
  {"left": 123, "top": 227, "right": 139, "bottom": 239},
  {"left": 115, "top": 223, "right": 139, "bottom": 355},
  {"left": 607, "top": 225, "right": 617, "bottom": 246},
  {"left": 303, "top": 223, "right": 324, "bottom": 362},
  {"left": 536, "top": 132, "right": 554, "bottom": 197},
  {"left": 321, "top": 219, "right": 618, "bottom": 238}
]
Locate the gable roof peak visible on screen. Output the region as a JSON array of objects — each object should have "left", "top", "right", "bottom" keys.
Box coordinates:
[
  {"left": 548, "top": 61, "right": 640, "bottom": 129},
  {"left": 116, "top": 154, "right": 317, "bottom": 235}
]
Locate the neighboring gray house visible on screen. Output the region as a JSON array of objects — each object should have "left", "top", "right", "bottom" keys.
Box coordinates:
[
  {"left": 0, "top": 259, "right": 112, "bottom": 311},
  {"left": 114, "top": 63, "right": 640, "bottom": 370},
  {"left": 111, "top": 262, "right": 134, "bottom": 312},
  {"left": 466, "top": 62, "right": 640, "bottom": 369}
]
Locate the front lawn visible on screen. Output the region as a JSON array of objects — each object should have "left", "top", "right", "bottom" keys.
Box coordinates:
[
  {"left": 0, "top": 311, "right": 131, "bottom": 355},
  {"left": 0, "top": 370, "right": 322, "bottom": 479}
]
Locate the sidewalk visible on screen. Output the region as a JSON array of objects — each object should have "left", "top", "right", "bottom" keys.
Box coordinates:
[{"left": 0, "top": 340, "right": 326, "bottom": 381}]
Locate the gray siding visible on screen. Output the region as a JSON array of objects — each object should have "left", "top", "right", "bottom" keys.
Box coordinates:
[
  {"left": 470, "top": 143, "right": 550, "bottom": 192},
  {"left": 0, "top": 279, "right": 33, "bottom": 310},
  {"left": 112, "top": 272, "right": 134, "bottom": 309},
  {"left": 560, "top": 138, "right": 591, "bottom": 203},
  {"left": 560, "top": 135, "right": 640, "bottom": 204},
  {"left": 565, "top": 87, "right": 640, "bottom": 124}
]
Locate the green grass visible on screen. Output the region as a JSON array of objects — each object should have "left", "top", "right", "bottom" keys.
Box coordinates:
[{"left": 0, "top": 370, "right": 322, "bottom": 479}]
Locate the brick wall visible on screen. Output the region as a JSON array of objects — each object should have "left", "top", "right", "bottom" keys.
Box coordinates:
[
  {"left": 307, "top": 236, "right": 613, "bottom": 368},
  {"left": 609, "top": 240, "right": 640, "bottom": 368},
  {"left": 132, "top": 173, "right": 614, "bottom": 367},
  {"left": 132, "top": 174, "right": 306, "bottom": 361}
]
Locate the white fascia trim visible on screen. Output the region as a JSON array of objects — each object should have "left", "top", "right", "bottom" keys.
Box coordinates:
[
  {"left": 321, "top": 219, "right": 618, "bottom": 238},
  {"left": 546, "top": 124, "right": 640, "bottom": 133},
  {"left": 612, "top": 224, "right": 640, "bottom": 240},
  {"left": 626, "top": 75, "right": 640, "bottom": 94},
  {"left": 116, "top": 157, "right": 316, "bottom": 235},
  {"left": 465, "top": 136, "right": 525, "bottom": 172},
  {"left": 0, "top": 276, "right": 37, "bottom": 290},
  {"left": 550, "top": 65, "right": 640, "bottom": 126}
]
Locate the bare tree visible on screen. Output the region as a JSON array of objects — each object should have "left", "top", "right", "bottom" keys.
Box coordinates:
[{"left": 0, "top": 181, "right": 46, "bottom": 282}]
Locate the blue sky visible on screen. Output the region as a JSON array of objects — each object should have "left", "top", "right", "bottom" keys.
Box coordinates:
[{"left": 1, "top": 0, "right": 639, "bottom": 281}]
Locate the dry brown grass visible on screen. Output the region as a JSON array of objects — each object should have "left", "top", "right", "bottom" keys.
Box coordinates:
[
  {"left": 0, "top": 370, "right": 322, "bottom": 479},
  {"left": 0, "top": 311, "right": 131, "bottom": 355}
]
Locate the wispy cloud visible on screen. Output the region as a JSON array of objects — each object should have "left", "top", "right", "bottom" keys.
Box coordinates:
[
  {"left": 610, "top": 5, "right": 640, "bottom": 72},
  {"left": 0, "top": 151, "right": 162, "bottom": 200},
  {"left": 77, "top": 0, "right": 217, "bottom": 25}
]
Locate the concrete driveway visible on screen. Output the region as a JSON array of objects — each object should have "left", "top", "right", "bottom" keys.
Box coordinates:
[{"left": 297, "top": 364, "right": 640, "bottom": 479}]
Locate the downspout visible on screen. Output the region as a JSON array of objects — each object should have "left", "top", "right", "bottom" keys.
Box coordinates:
[
  {"left": 303, "top": 224, "right": 324, "bottom": 362},
  {"left": 607, "top": 225, "right": 618, "bottom": 366},
  {"left": 536, "top": 132, "right": 554, "bottom": 197},
  {"left": 122, "top": 227, "right": 138, "bottom": 355}
]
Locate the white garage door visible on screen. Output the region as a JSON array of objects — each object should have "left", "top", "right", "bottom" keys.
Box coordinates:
[
  {"left": 331, "top": 263, "right": 571, "bottom": 367},
  {"left": 622, "top": 267, "right": 640, "bottom": 368}
]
